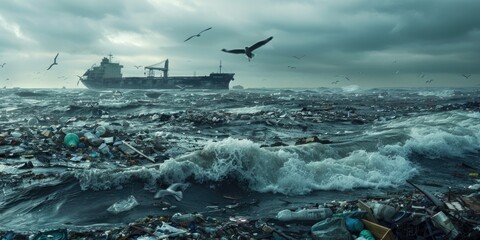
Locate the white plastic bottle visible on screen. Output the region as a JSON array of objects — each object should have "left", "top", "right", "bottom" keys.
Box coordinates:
[
  {"left": 276, "top": 208, "right": 333, "bottom": 221},
  {"left": 171, "top": 213, "right": 203, "bottom": 224},
  {"left": 370, "top": 202, "right": 396, "bottom": 222}
]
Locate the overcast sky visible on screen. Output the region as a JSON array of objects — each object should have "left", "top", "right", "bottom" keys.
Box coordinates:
[{"left": 0, "top": 0, "right": 479, "bottom": 89}]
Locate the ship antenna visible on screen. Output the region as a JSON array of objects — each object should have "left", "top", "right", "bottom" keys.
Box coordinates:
[
  {"left": 219, "top": 60, "right": 222, "bottom": 73},
  {"left": 108, "top": 53, "right": 113, "bottom": 62}
]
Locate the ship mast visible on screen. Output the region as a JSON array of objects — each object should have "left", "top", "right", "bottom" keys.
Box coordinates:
[{"left": 219, "top": 60, "right": 222, "bottom": 73}]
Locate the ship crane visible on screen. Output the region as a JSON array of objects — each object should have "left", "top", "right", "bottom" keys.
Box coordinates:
[{"left": 144, "top": 59, "right": 169, "bottom": 78}]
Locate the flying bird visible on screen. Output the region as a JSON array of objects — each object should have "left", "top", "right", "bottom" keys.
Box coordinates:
[
  {"left": 222, "top": 36, "right": 273, "bottom": 61},
  {"left": 154, "top": 183, "right": 189, "bottom": 201},
  {"left": 426, "top": 79, "right": 434, "bottom": 83},
  {"left": 184, "top": 27, "right": 212, "bottom": 42},
  {"left": 293, "top": 55, "right": 305, "bottom": 60},
  {"left": 134, "top": 65, "right": 142, "bottom": 69},
  {"left": 287, "top": 66, "right": 296, "bottom": 69},
  {"left": 462, "top": 74, "right": 471, "bottom": 79},
  {"left": 76, "top": 75, "right": 83, "bottom": 86},
  {"left": 0, "top": 63, "right": 5, "bottom": 68},
  {"left": 47, "top": 53, "right": 59, "bottom": 70},
  {"left": 331, "top": 80, "right": 340, "bottom": 84}
]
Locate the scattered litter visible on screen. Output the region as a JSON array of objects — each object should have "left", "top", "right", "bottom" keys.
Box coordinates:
[{"left": 107, "top": 195, "right": 139, "bottom": 214}]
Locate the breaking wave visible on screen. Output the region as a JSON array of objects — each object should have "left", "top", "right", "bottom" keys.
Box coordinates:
[{"left": 73, "top": 137, "right": 418, "bottom": 196}]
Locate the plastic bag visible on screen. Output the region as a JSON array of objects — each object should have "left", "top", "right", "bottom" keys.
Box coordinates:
[
  {"left": 107, "top": 195, "right": 139, "bottom": 214},
  {"left": 311, "top": 217, "right": 352, "bottom": 240}
]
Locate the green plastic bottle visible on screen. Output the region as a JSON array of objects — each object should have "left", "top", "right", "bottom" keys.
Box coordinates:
[
  {"left": 359, "top": 229, "right": 375, "bottom": 240},
  {"left": 63, "top": 133, "right": 80, "bottom": 150}
]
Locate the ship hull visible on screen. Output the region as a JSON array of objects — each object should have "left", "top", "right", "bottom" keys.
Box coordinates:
[{"left": 81, "top": 74, "right": 234, "bottom": 90}]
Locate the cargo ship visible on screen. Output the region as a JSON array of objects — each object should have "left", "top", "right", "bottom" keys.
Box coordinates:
[{"left": 80, "top": 55, "right": 234, "bottom": 90}]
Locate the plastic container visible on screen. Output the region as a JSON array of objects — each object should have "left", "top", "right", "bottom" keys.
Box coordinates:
[
  {"left": 27, "top": 117, "right": 39, "bottom": 126},
  {"left": 345, "top": 217, "right": 364, "bottom": 233},
  {"left": 107, "top": 195, "right": 139, "bottom": 214},
  {"left": 98, "top": 143, "right": 112, "bottom": 158},
  {"left": 171, "top": 213, "right": 203, "bottom": 224},
  {"left": 95, "top": 125, "right": 107, "bottom": 137},
  {"left": 369, "top": 202, "right": 396, "bottom": 222},
  {"left": 431, "top": 211, "right": 459, "bottom": 239},
  {"left": 359, "top": 229, "right": 375, "bottom": 240},
  {"left": 63, "top": 133, "right": 80, "bottom": 150},
  {"left": 276, "top": 208, "right": 333, "bottom": 221},
  {"left": 83, "top": 132, "right": 103, "bottom": 147}
]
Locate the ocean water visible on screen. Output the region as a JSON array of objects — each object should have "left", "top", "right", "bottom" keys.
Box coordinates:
[{"left": 0, "top": 86, "right": 479, "bottom": 232}]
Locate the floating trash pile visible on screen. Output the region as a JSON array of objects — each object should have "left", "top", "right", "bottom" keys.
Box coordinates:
[
  {"left": 2, "top": 183, "right": 480, "bottom": 239},
  {"left": 1, "top": 88, "right": 479, "bottom": 239}
]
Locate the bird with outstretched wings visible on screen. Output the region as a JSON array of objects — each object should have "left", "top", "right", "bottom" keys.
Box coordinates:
[
  {"left": 47, "top": 53, "right": 59, "bottom": 70},
  {"left": 184, "top": 27, "right": 212, "bottom": 42},
  {"left": 222, "top": 36, "right": 273, "bottom": 61}
]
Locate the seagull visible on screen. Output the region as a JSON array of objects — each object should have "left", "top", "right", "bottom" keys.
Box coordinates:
[
  {"left": 76, "top": 75, "right": 83, "bottom": 86},
  {"left": 426, "top": 79, "right": 434, "bottom": 83},
  {"left": 184, "top": 27, "right": 212, "bottom": 42},
  {"left": 47, "top": 53, "right": 59, "bottom": 70},
  {"left": 293, "top": 55, "right": 305, "bottom": 60},
  {"left": 134, "top": 65, "right": 142, "bottom": 69},
  {"left": 331, "top": 80, "right": 340, "bottom": 84},
  {"left": 287, "top": 66, "right": 296, "bottom": 69},
  {"left": 222, "top": 36, "right": 273, "bottom": 61},
  {"left": 462, "top": 74, "right": 471, "bottom": 79},
  {"left": 0, "top": 63, "right": 5, "bottom": 68},
  {"left": 418, "top": 72, "right": 425, "bottom": 78},
  {"left": 154, "top": 183, "right": 189, "bottom": 201}
]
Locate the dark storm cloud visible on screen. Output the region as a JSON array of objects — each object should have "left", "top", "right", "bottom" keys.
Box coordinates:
[
  {"left": 0, "top": 0, "right": 479, "bottom": 88},
  {"left": 262, "top": 0, "right": 480, "bottom": 82}
]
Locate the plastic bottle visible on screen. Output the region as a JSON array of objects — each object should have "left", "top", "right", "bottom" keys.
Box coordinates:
[
  {"left": 276, "top": 208, "right": 333, "bottom": 221},
  {"left": 345, "top": 217, "right": 364, "bottom": 233},
  {"left": 171, "top": 213, "right": 203, "bottom": 224},
  {"left": 431, "top": 211, "right": 459, "bottom": 239},
  {"left": 359, "top": 229, "right": 375, "bottom": 240},
  {"left": 98, "top": 143, "right": 113, "bottom": 158},
  {"left": 367, "top": 202, "right": 396, "bottom": 222},
  {"left": 95, "top": 125, "right": 107, "bottom": 137},
  {"left": 83, "top": 132, "right": 103, "bottom": 147},
  {"left": 63, "top": 133, "right": 80, "bottom": 150}
]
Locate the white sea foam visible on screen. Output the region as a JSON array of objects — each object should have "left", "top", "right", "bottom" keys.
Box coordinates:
[
  {"left": 378, "top": 111, "right": 480, "bottom": 159},
  {"left": 417, "top": 89, "right": 455, "bottom": 98},
  {"left": 341, "top": 85, "right": 361, "bottom": 93},
  {"left": 73, "top": 137, "right": 418, "bottom": 195},
  {"left": 97, "top": 99, "right": 133, "bottom": 108},
  {"left": 227, "top": 106, "right": 268, "bottom": 114}
]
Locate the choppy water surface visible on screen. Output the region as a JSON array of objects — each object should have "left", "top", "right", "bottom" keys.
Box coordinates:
[{"left": 0, "top": 87, "right": 479, "bottom": 232}]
